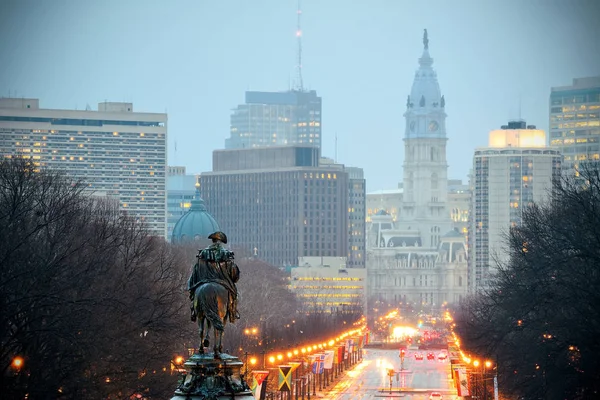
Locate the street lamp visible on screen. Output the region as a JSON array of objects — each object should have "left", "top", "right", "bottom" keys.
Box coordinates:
[
  {"left": 11, "top": 356, "right": 24, "bottom": 370},
  {"left": 171, "top": 355, "right": 185, "bottom": 375},
  {"left": 483, "top": 360, "right": 493, "bottom": 400},
  {"left": 471, "top": 359, "right": 493, "bottom": 400}
]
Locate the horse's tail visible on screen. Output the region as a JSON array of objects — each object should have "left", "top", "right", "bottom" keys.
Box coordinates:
[{"left": 201, "top": 293, "right": 225, "bottom": 332}]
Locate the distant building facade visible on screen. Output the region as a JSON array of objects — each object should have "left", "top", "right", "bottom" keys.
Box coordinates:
[
  {"left": 346, "top": 167, "right": 366, "bottom": 268},
  {"left": 366, "top": 179, "right": 470, "bottom": 240},
  {"left": 226, "top": 90, "right": 322, "bottom": 151},
  {"left": 549, "top": 76, "right": 600, "bottom": 175},
  {"left": 290, "top": 257, "right": 366, "bottom": 314},
  {"left": 447, "top": 179, "right": 470, "bottom": 239},
  {"left": 201, "top": 146, "right": 362, "bottom": 268},
  {"left": 366, "top": 31, "right": 468, "bottom": 308},
  {"left": 0, "top": 98, "right": 168, "bottom": 237},
  {"left": 167, "top": 166, "right": 197, "bottom": 242},
  {"left": 469, "top": 120, "right": 561, "bottom": 291}
]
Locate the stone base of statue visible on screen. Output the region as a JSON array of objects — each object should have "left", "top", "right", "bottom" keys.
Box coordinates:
[{"left": 171, "top": 352, "right": 253, "bottom": 400}]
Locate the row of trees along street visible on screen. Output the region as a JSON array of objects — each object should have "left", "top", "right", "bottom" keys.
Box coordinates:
[
  {"left": 0, "top": 159, "right": 362, "bottom": 399},
  {"left": 454, "top": 166, "right": 600, "bottom": 400}
]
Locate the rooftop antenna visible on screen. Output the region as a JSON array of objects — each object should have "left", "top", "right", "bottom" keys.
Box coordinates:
[
  {"left": 518, "top": 94, "right": 522, "bottom": 120},
  {"left": 294, "top": 0, "right": 304, "bottom": 91}
]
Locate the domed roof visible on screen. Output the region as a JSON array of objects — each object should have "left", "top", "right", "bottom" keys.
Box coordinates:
[{"left": 171, "top": 183, "right": 220, "bottom": 244}]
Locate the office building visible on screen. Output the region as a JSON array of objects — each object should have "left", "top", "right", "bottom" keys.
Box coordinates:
[
  {"left": 549, "top": 76, "right": 600, "bottom": 174},
  {"left": 226, "top": 90, "right": 322, "bottom": 150},
  {"left": 0, "top": 98, "right": 168, "bottom": 237},
  {"left": 346, "top": 167, "right": 366, "bottom": 268},
  {"left": 166, "top": 166, "right": 198, "bottom": 242},
  {"left": 317, "top": 158, "right": 366, "bottom": 268},
  {"left": 469, "top": 120, "right": 561, "bottom": 291},
  {"left": 366, "top": 31, "right": 467, "bottom": 308},
  {"left": 200, "top": 146, "right": 354, "bottom": 267}
]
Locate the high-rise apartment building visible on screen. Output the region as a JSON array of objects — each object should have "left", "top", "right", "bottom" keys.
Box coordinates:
[
  {"left": 166, "top": 166, "right": 197, "bottom": 242},
  {"left": 226, "top": 90, "right": 322, "bottom": 150},
  {"left": 200, "top": 146, "right": 354, "bottom": 267},
  {"left": 549, "top": 76, "right": 600, "bottom": 174},
  {"left": 0, "top": 98, "right": 168, "bottom": 237},
  {"left": 469, "top": 120, "right": 561, "bottom": 291}
]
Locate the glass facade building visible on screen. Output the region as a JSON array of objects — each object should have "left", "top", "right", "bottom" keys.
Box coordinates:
[
  {"left": 0, "top": 98, "right": 168, "bottom": 237},
  {"left": 226, "top": 90, "right": 322, "bottom": 150},
  {"left": 549, "top": 76, "right": 600, "bottom": 174}
]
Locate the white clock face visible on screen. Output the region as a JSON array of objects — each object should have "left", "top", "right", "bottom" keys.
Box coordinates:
[
  {"left": 410, "top": 121, "right": 416, "bottom": 132},
  {"left": 428, "top": 120, "right": 439, "bottom": 132}
]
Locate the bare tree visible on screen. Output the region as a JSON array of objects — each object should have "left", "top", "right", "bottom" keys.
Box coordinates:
[
  {"left": 0, "top": 159, "right": 188, "bottom": 399},
  {"left": 455, "top": 166, "right": 600, "bottom": 400}
]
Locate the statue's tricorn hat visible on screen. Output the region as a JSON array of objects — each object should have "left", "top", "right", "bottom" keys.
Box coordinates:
[{"left": 208, "top": 231, "right": 228, "bottom": 244}]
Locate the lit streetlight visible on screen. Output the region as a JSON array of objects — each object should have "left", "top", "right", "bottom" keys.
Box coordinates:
[{"left": 12, "top": 356, "right": 24, "bottom": 370}]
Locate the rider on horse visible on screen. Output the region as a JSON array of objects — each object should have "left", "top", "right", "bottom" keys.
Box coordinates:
[{"left": 188, "top": 231, "right": 240, "bottom": 323}]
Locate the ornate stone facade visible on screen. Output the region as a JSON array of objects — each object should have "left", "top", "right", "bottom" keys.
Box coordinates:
[{"left": 366, "top": 31, "right": 468, "bottom": 308}]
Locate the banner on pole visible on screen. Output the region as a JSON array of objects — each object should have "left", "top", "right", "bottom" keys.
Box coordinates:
[
  {"left": 278, "top": 365, "right": 292, "bottom": 392},
  {"left": 456, "top": 367, "right": 470, "bottom": 396},
  {"left": 290, "top": 361, "right": 301, "bottom": 374},
  {"left": 317, "top": 353, "right": 325, "bottom": 374},
  {"left": 324, "top": 350, "right": 334, "bottom": 369},
  {"left": 311, "top": 354, "right": 319, "bottom": 374},
  {"left": 338, "top": 345, "right": 346, "bottom": 361},
  {"left": 251, "top": 370, "right": 269, "bottom": 400}
]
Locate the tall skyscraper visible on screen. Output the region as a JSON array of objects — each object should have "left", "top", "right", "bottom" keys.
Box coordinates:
[
  {"left": 0, "top": 98, "right": 168, "bottom": 237},
  {"left": 469, "top": 120, "right": 561, "bottom": 291},
  {"left": 226, "top": 90, "right": 322, "bottom": 150},
  {"left": 366, "top": 30, "right": 467, "bottom": 308},
  {"left": 549, "top": 76, "right": 600, "bottom": 174},
  {"left": 200, "top": 146, "right": 352, "bottom": 267}
]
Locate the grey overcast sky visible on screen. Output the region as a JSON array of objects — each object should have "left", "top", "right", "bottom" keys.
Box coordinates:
[{"left": 1, "top": 0, "right": 599, "bottom": 191}]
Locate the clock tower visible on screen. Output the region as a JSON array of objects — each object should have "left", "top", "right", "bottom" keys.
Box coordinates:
[{"left": 401, "top": 29, "right": 451, "bottom": 248}]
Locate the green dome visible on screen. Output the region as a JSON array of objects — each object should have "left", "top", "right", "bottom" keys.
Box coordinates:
[{"left": 171, "top": 184, "right": 220, "bottom": 244}]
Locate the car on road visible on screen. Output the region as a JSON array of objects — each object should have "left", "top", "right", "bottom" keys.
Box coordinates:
[
  {"left": 427, "top": 352, "right": 436, "bottom": 360},
  {"left": 414, "top": 352, "right": 424, "bottom": 360},
  {"left": 437, "top": 352, "right": 448, "bottom": 360},
  {"left": 429, "top": 392, "right": 443, "bottom": 400}
]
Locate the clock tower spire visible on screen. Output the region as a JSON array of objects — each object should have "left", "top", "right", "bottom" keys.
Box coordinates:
[{"left": 401, "top": 30, "right": 451, "bottom": 248}]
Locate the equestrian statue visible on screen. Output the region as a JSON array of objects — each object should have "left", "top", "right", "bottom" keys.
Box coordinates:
[{"left": 188, "top": 231, "right": 240, "bottom": 359}]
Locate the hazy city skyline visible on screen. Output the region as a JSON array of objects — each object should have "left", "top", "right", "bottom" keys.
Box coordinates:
[{"left": 1, "top": 0, "right": 599, "bottom": 191}]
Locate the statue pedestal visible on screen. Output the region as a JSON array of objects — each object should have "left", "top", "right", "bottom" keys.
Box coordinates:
[{"left": 171, "top": 352, "right": 253, "bottom": 400}]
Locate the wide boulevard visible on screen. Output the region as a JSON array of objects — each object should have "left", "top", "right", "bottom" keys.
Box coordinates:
[{"left": 324, "top": 348, "right": 458, "bottom": 400}]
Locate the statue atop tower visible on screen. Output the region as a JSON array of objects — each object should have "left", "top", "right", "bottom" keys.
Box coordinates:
[{"left": 423, "top": 29, "right": 429, "bottom": 50}]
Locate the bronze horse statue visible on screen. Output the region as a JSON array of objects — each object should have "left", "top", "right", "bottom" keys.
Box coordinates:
[{"left": 192, "top": 258, "right": 239, "bottom": 359}]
